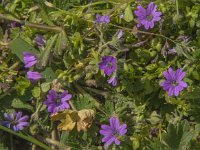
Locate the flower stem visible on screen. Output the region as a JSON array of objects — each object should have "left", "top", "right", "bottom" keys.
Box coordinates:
[
  {"left": 0, "top": 125, "right": 51, "bottom": 150},
  {"left": 25, "top": 22, "right": 63, "bottom": 32},
  {"left": 176, "top": 0, "right": 179, "bottom": 15},
  {"left": 110, "top": 23, "right": 177, "bottom": 44},
  {"left": 10, "top": 134, "right": 14, "bottom": 150}
]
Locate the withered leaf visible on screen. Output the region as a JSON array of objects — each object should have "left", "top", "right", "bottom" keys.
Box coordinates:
[
  {"left": 77, "top": 109, "right": 95, "bottom": 132},
  {"left": 51, "top": 109, "right": 95, "bottom": 132}
]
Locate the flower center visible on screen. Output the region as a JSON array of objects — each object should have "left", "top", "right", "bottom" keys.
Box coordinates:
[
  {"left": 107, "top": 62, "right": 113, "bottom": 68},
  {"left": 147, "top": 15, "right": 153, "bottom": 21},
  {"left": 55, "top": 97, "right": 61, "bottom": 105},
  {"left": 112, "top": 129, "right": 119, "bottom": 137},
  {"left": 11, "top": 116, "right": 18, "bottom": 125},
  {"left": 172, "top": 80, "right": 178, "bottom": 86}
]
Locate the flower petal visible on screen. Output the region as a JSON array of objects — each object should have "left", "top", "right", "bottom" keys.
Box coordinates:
[
  {"left": 179, "top": 81, "right": 187, "bottom": 88},
  {"left": 168, "top": 87, "right": 174, "bottom": 96},
  {"left": 102, "top": 135, "right": 112, "bottom": 143},
  {"left": 174, "top": 86, "right": 180, "bottom": 96},
  {"left": 109, "top": 117, "right": 116, "bottom": 129},
  {"left": 100, "top": 129, "right": 112, "bottom": 136},
  {"left": 18, "top": 115, "right": 29, "bottom": 122},
  {"left": 114, "top": 138, "right": 121, "bottom": 145},
  {"left": 119, "top": 124, "right": 127, "bottom": 135},
  {"left": 147, "top": 2, "right": 156, "bottom": 14},
  {"left": 101, "top": 125, "right": 111, "bottom": 130},
  {"left": 105, "top": 136, "right": 116, "bottom": 145}
]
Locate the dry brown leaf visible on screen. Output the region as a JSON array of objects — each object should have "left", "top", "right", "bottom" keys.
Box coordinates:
[{"left": 51, "top": 109, "right": 95, "bottom": 132}]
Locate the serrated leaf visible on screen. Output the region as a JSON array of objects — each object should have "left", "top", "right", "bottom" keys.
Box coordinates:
[
  {"left": 164, "top": 120, "right": 194, "bottom": 150},
  {"left": 55, "top": 31, "right": 67, "bottom": 55},
  {"left": 124, "top": 5, "right": 134, "bottom": 22},
  {"left": 54, "top": 32, "right": 63, "bottom": 56},
  {"left": 72, "top": 32, "right": 84, "bottom": 53},
  {"left": 38, "top": 35, "right": 58, "bottom": 67}
]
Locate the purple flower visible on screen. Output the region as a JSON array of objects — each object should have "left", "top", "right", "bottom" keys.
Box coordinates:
[
  {"left": 160, "top": 68, "right": 188, "bottom": 96},
  {"left": 34, "top": 35, "right": 46, "bottom": 47},
  {"left": 27, "top": 71, "right": 42, "bottom": 82},
  {"left": 99, "top": 56, "right": 117, "bottom": 76},
  {"left": 44, "top": 90, "right": 72, "bottom": 114},
  {"left": 108, "top": 76, "right": 117, "bottom": 86},
  {"left": 96, "top": 14, "right": 110, "bottom": 24},
  {"left": 10, "top": 21, "right": 22, "bottom": 28},
  {"left": 0, "top": 112, "right": 30, "bottom": 131},
  {"left": 23, "top": 52, "right": 37, "bottom": 68},
  {"left": 134, "top": 2, "right": 162, "bottom": 30},
  {"left": 100, "top": 117, "right": 127, "bottom": 146}
]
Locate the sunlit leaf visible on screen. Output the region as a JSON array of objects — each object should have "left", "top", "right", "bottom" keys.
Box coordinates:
[{"left": 124, "top": 5, "right": 134, "bottom": 22}]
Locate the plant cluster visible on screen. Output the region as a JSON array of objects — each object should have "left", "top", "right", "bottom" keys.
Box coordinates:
[{"left": 1, "top": 0, "right": 200, "bottom": 149}]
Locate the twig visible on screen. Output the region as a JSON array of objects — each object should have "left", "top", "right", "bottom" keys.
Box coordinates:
[{"left": 0, "top": 14, "right": 63, "bottom": 32}]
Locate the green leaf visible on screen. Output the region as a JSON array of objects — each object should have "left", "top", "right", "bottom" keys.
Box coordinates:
[
  {"left": 9, "top": 37, "right": 38, "bottom": 61},
  {"left": 72, "top": 32, "right": 84, "bottom": 53},
  {"left": 54, "top": 31, "right": 67, "bottom": 55},
  {"left": 0, "top": 143, "right": 8, "bottom": 150},
  {"left": 164, "top": 123, "right": 182, "bottom": 149},
  {"left": 16, "top": 76, "right": 31, "bottom": 95},
  {"left": 149, "top": 138, "right": 168, "bottom": 150},
  {"left": 163, "top": 120, "right": 194, "bottom": 150},
  {"left": 38, "top": 34, "right": 58, "bottom": 67},
  {"left": 196, "top": 20, "right": 200, "bottom": 28},
  {"left": 195, "top": 124, "right": 200, "bottom": 132},
  {"left": 146, "top": 64, "right": 158, "bottom": 71},
  {"left": 11, "top": 98, "right": 34, "bottom": 112},
  {"left": 39, "top": 8, "right": 55, "bottom": 26},
  {"left": 41, "top": 67, "right": 56, "bottom": 82},
  {"left": 192, "top": 70, "right": 200, "bottom": 80},
  {"left": 124, "top": 5, "right": 134, "bottom": 22},
  {"left": 147, "top": 111, "right": 162, "bottom": 125},
  {"left": 74, "top": 93, "right": 100, "bottom": 110},
  {"left": 183, "top": 87, "right": 200, "bottom": 99},
  {"left": 32, "top": 86, "right": 41, "bottom": 98},
  {"left": 180, "top": 130, "right": 195, "bottom": 149},
  {"left": 41, "top": 82, "right": 51, "bottom": 92}
]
